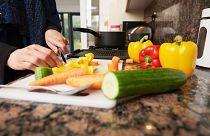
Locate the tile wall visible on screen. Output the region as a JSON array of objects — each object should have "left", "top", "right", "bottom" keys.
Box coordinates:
[{"left": 144, "top": 0, "right": 210, "bottom": 44}]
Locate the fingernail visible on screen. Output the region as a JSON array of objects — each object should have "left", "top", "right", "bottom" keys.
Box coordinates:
[{"left": 54, "top": 48, "right": 58, "bottom": 54}]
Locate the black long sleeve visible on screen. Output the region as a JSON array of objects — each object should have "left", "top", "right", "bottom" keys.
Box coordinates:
[
  {"left": 45, "top": 0, "right": 61, "bottom": 32},
  {"left": 0, "top": 0, "right": 62, "bottom": 84},
  {"left": 0, "top": 42, "right": 17, "bottom": 84}
]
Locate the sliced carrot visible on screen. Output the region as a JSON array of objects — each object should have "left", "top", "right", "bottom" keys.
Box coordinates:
[
  {"left": 107, "top": 62, "right": 119, "bottom": 72},
  {"left": 112, "top": 56, "right": 120, "bottom": 63},
  {"left": 125, "top": 59, "right": 134, "bottom": 64},
  {"left": 30, "top": 68, "right": 87, "bottom": 86},
  {"left": 89, "top": 61, "right": 99, "bottom": 66},
  {"left": 66, "top": 74, "right": 104, "bottom": 89}
]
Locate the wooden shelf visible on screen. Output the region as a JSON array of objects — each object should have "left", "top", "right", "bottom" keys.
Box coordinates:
[{"left": 126, "top": 0, "right": 153, "bottom": 12}]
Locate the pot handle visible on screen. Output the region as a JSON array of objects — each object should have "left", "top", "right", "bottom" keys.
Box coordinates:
[{"left": 73, "top": 27, "right": 100, "bottom": 37}]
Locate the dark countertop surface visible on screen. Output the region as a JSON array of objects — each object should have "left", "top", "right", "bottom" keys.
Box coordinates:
[{"left": 0, "top": 66, "right": 210, "bottom": 136}]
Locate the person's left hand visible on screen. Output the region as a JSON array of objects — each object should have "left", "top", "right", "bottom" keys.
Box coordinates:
[{"left": 45, "top": 29, "right": 69, "bottom": 54}]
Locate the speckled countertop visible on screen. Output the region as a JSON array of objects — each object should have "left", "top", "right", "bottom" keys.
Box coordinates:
[{"left": 0, "top": 66, "right": 210, "bottom": 136}]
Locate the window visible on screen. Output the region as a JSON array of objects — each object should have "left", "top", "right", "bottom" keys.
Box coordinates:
[{"left": 59, "top": 12, "right": 81, "bottom": 52}]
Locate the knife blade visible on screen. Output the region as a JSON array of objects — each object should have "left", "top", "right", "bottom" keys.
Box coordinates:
[{"left": 57, "top": 47, "right": 67, "bottom": 64}]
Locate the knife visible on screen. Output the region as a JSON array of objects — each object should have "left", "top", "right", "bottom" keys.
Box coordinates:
[{"left": 57, "top": 47, "right": 67, "bottom": 64}]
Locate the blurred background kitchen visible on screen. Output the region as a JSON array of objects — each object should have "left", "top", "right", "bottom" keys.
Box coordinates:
[{"left": 55, "top": 0, "right": 210, "bottom": 52}]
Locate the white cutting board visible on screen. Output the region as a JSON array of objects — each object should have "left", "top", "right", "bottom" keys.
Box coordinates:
[{"left": 0, "top": 59, "right": 123, "bottom": 109}]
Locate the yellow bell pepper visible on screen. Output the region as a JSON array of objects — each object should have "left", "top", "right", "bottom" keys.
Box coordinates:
[
  {"left": 77, "top": 53, "right": 94, "bottom": 64},
  {"left": 128, "top": 35, "right": 153, "bottom": 62},
  {"left": 52, "top": 53, "right": 95, "bottom": 74},
  {"left": 159, "top": 35, "right": 197, "bottom": 77}
]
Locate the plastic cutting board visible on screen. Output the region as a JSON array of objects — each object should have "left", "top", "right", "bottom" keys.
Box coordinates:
[{"left": 0, "top": 59, "right": 123, "bottom": 109}]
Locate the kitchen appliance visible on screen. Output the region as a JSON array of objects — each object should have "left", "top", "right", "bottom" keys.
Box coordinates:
[
  {"left": 69, "top": 28, "right": 129, "bottom": 60},
  {"left": 123, "top": 21, "right": 152, "bottom": 42},
  {"left": 73, "top": 28, "right": 126, "bottom": 48},
  {"left": 67, "top": 48, "right": 129, "bottom": 60},
  {"left": 197, "top": 8, "right": 210, "bottom": 68}
]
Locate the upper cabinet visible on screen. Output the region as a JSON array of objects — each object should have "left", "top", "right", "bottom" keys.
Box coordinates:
[{"left": 126, "top": 0, "right": 153, "bottom": 12}]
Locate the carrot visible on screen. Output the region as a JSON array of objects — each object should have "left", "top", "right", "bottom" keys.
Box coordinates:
[
  {"left": 66, "top": 74, "right": 104, "bottom": 89},
  {"left": 107, "top": 62, "right": 118, "bottom": 72},
  {"left": 89, "top": 61, "right": 99, "bottom": 66},
  {"left": 112, "top": 56, "right": 120, "bottom": 63},
  {"left": 30, "top": 68, "right": 87, "bottom": 86},
  {"left": 125, "top": 59, "right": 134, "bottom": 64}
]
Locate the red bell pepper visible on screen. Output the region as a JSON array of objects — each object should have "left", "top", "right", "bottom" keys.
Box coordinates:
[{"left": 139, "top": 45, "right": 161, "bottom": 68}]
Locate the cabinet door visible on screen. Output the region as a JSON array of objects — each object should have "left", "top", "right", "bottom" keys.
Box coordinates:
[{"left": 126, "top": 0, "right": 153, "bottom": 12}]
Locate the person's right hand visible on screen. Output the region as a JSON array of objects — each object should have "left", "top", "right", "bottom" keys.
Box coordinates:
[{"left": 7, "top": 44, "right": 62, "bottom": 71}]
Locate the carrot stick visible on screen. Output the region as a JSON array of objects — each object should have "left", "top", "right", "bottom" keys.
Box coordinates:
[
  {"left": 125, "top": 59, "right": 134, "bottom": 64},
  {"left": 112, "top": 56, "right": 120, "bottom": 63},
  {"left": 108, "top": 62, "right": 119, "bottom": 72},
  {"left": 30, "top": 68, "right": 87, "bottom": 86},
  {"left": 66, "top": 74, "right": 104, "bottom": 89}
]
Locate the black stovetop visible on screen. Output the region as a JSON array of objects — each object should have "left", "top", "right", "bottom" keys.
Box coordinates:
[{"left": 67, "top": 47, "right": 129, "bottom": 60}]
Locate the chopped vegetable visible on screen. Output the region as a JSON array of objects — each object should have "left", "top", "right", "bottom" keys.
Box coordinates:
[
  {"left": 35, "top": 67, "right": 53, "bottom": 80},
  {"left": 125, "top": 59, "right": 134, "bottom": 64},
  {"left": 77, "top": 53, "right": 94, "bottom": 64},
  {"left": 112, "top": 56, "right": 120, "bottom": 63},
  {"left": 108, "top": 62, "right": 118, "bottom": 72},
  {"left": 30, "top": 68, "right": 87, "bottom": 86},
  {"left": 66, "top": 74, "right": 104, "bottom": 89},
  {"left": 85, "top": 53, "right": 94, "bottom": 62}
]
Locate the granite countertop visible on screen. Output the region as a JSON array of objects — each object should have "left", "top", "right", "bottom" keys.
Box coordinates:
[{"left": 0, "top": 66, "right": 210, "bottom": 136}]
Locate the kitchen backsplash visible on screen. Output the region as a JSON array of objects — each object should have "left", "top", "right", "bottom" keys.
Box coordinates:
[{"left": 144, "top": 0, "right": 210, "bottom": 44}]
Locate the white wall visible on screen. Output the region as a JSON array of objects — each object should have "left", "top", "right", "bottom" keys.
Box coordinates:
[
  {"left": 80, "top": 0, "right": 88, "bottom": 49},
  {"left": 99, "top": 0, "right": 144, "bottom": 31},
  {"left": 55, "top": 0, "right": 80, "bottom": 12}
]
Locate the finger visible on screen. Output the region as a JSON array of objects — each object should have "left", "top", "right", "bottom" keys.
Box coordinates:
[
  {"left": 61, "top": 37, "right": 69, "bottom": 53},
  {"left": 32, "top": 45, "right": 62, "bottom": 66},
  {"left": 62, "top": 38, "right": 69, "bottom": 53},
  {"left": 22, "top": 61, "right": 37, "bottom": 71},
  {"left": 48, "top": 37, "right": 69, "bottom": 54},
  {"left": 46, "top": 40, "right": 58, "bottom": 53},
  {"left": 26, "top": 45, "right": 56, "bottom": 67},
  {"left": 63, "top": 37, "right": 69, "bottom": 45},
  {"left": 26, "top": 50, "right": 51, "bottom": 67}
]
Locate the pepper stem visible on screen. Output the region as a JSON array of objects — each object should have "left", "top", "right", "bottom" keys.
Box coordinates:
[
  {"left": 174, "top": 35, "right": 183, "bottom": 46},
  {"left": 140, "top": 35, "right": 149, "bottom": 43},
  {"left": 144, "top": 55, "right": 151, "bottom": 64}
]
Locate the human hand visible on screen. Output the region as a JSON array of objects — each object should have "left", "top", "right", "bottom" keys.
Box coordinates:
[
  {"left": 45, "top": 29, "right": 69, "bottom": 54},
  {"left": 7, "top": 44, "right": 62, "bottom": 71}
]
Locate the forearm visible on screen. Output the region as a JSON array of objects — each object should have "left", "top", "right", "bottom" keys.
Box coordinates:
[
  {"left": 0, "top": 42, "right": 17, "bottom": 67},
  {"left": 46, "top": 0, "right": 61, "bottom": 32}
]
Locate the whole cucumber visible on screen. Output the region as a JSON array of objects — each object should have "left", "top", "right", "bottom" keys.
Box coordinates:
[{"left": 102, "top": 68, "right": 187, "bottom": 99}]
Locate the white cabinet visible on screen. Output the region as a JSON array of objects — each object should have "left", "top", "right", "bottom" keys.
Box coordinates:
[{"left": 126, "top": 0, "right": 153, "bottom": 12}]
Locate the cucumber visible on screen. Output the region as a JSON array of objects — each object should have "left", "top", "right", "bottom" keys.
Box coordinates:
[
  {"left": 35, "top": 67, "right": 53, "bottom": 80},
  {"left": 102, "top": 68, "right": 187, "bottom": 99}
]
